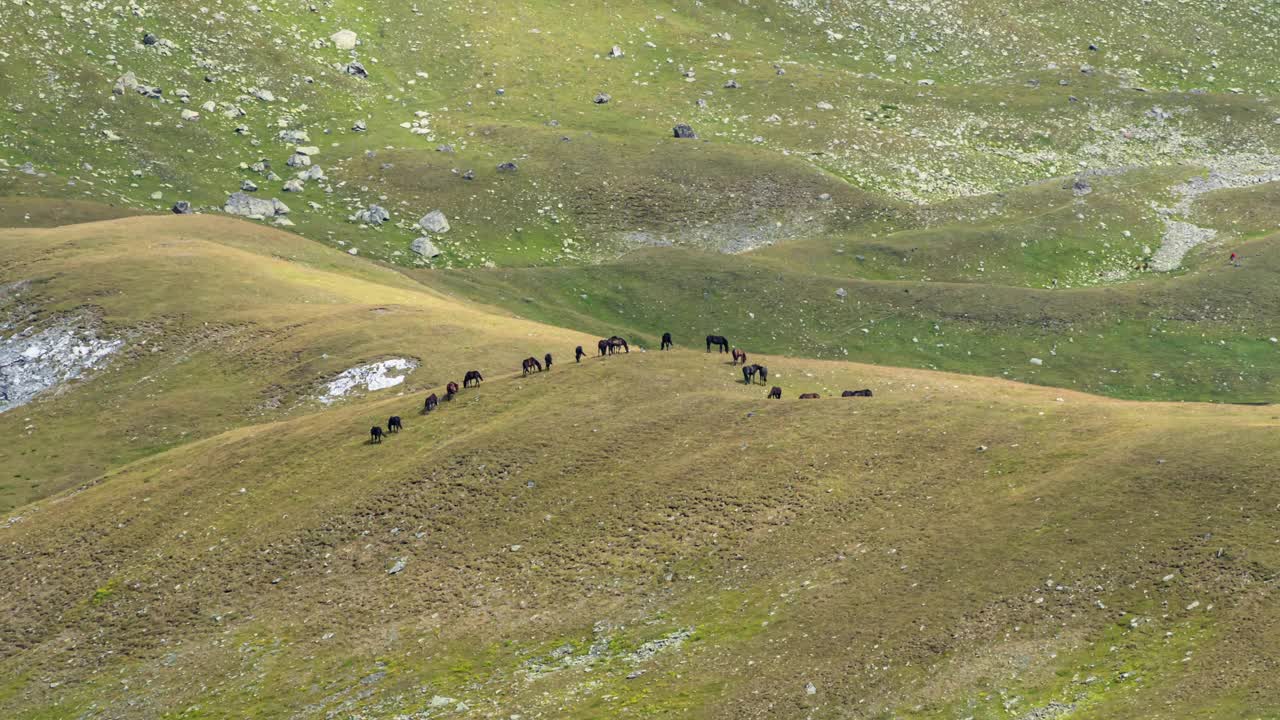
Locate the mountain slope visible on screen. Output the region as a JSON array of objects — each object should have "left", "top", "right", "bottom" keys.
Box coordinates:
[{"left": 1, "top": 215, "right": 1278, "bottom": 719}]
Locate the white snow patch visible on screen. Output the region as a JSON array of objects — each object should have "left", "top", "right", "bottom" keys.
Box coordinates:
[
  {"left": 317, "top": 358, "right": 417, "bottom": 404},
  {"left": 1, "top": 320, "right": 123, "bottom": 412}
]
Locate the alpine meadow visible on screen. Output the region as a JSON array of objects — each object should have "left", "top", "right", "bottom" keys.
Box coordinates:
[{"left": 0, "top": 1, "right": 1278, "bottom": 718}]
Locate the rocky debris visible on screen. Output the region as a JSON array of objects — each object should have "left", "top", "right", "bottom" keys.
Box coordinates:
[
  {"left": 1017, "top": 701, "right": 1076, "bottom": 720},
  {"left": 696, "top": 98, "right": 707, "bottom": 108},
  {"left": 142, "top": 33, "right": 158, "bottom": 46},
  {"left": 496, "top": 161, "right": 518, "bottom": 173},
  {"left": 461, "top": 169, "right": 475, "bottom": 180},
  {"left": 171, "top": 201, "right": 192, "bottom": 214},
  {"left": 1, "top": 314, "right": 123, "bottom": 413},
  {"left": 298, "top": 165, "right": 325, "bottom": 181},
  {"left": 418, "top": 210, "right": 450, "bottom": 234},
  {"left": 608, "top": 45, "right": 624, "bottom": 58},
  {"left": 835, "top": 288, "right": 848, "bottom": 299},
  {"left": 1072, "top": 178, "right": 1093, "bottom": 196},
  {"left": 330, "top": 29, "right": 358, "bottom": 50},
  {"left": 318, "top": 358, "right": 417, "bottom": 404},
  {"left": 673, "top": 124, "right": 697, "bottom": 139},
  {"left": 278, "top": 129, "right": 309, "bottom": 144},
  {"left": 252, "top": 88, "right": 275, "bottom": 102},
  {"left": 805, "top": 682, "right": 817, "bottom": 695},
  {"left": 282, "top": 179, "right": 304, "bottom": 192},
  {"left": 1151, "top": 155, "right": 1280, "bottom": 271},
  {"left": 593, "top": 93, "right": 612, "bottom": 104},
  {"left": 223, "top": 192, "right": 289, "bottom": 219},
  {"left": 352, "top": 119, "right": 367, "bottom": 132},
  {"left": 410, "top": 237, "right": 443, "bottom": 258},
  {"left": 724, "top": 79, "right": 739, "bottom": 89},
  {"left": 345, "top": 61, "right": 369, "bottom": 79},
  {"left": 112, "top": 71, "right": 140, "bottom": 95},
  {"left": 353, "top": 204, "right": 390, "bottom": 225},
  {"left": 286, "top": 152, "right": 311, "bottom": 168},
  {"left": 387, "top": 558, "right": 407, "bottom": 574},
  {"left": 240, "top": 179, "right": 258, "bottom": 192},
  {"left": 629, "top": 628, "right": 695, "bottom": 662},
  {"left": 816, "top": 101, "right": 834, "bottom": 110}
]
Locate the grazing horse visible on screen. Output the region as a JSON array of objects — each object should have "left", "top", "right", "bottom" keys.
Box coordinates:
[
  {"left": 661, "top": 332, "right": 673, "bottom": 350},
  {"left": 731, "top": 348, "right": 747, "bottom": 365},
  {"left": 607, "top": 336, "right": 629, "bottom": 354},
  {"left": 369, "top": 425, "right": 384, "bottom": 443},
  {"left": 387, "top": 416, "right": 403, "bottom": 433},
  {"left": 464, "top": 370, "right": 483, "bottom": 387},
  {"left": 544, "top": 352, "right": 553, "bottom": 369},
  {"left": 522, "top": 356, "right": 543, "bottom": 375},
  {"left": 706, "top": 335, "right": 729, "bottom": 353},
  {"left": 598, "top": 338, "right": 609, "bottom": 356},
  {"left": 842, "top": 389, "right": 873, "bottom": 397},
  {"left": 575, "top": 345, "right": 585, "bottom": 363},
  {"left": 755, "top": 365, "right": 768, "bottom": 384},
  {"left": 799, "top": 393, "right": 820, "bottom": 399},
  {"left": 445, "top": 381, "right": 459, "bottom": 399},
  {"left": 768, "top": 386, "right": 782, "bottom": 399},
  {"left": 423, "top": 393, "right": 439, "bottom": 413},
  {"left": 742, "top": 364, "right": 756, "bottom": 384}
]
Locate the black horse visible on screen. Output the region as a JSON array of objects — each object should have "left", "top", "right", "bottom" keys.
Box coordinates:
[
  {"left": 423, "top": 393, "right": 439, "bottom": 413},
  {"left": 522, "top": 356, "right": 543, "bottom": 375},
  {"left": 706, "top": 335, "right": 729, "bottom": 353},
  {"left": 607, "top": 336, "right": 629, "bottom": 354},
  {"left": 598, "top": 338, "right": 610, "bottom": 356},
  {"left": 842, "top": 389, "right": 874, "bottom": 397},
  {"left": 575, "top": 345, "right": 585, "bottom": 362},
  {"left": 463, "top": 370, "right": 483, "bottom": 388},
  {"left": 742, "top": 364, "right": 768, "bottom": 385},
  {"left": 767, "top": 386, "right": 782, "bottom": 399},
  {"left": 544, "top": 352, "right": 553, "bottom": 369},
  {"left": 661, "top": 332, "right": 673, "bottom": 350},
  {"left": 388, "top": 416, "right": 403, "bottom": 432},
  {"left": 369, "top": 425, "right": 384, "bottom": 443}
]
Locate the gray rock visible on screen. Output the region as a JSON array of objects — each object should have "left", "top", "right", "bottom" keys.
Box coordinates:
[
  {"left": 354, "top": 204, "right": 390, "bottom": 225},
  {"left": 387, "top": 558, "right": 407, "bottom": 574},
  {"left": 330, "top": 29, "right": 358, "bottom": 50},
  {"left": 113, "top": 71, "right": 140, "bottom": 95},
  {"left": 352, "top": 119, "right": 367, "bottom": 132},
  {"left": 299, "top": 165, "right": 325, "bottom": 181},
  {"left": 171, "top": 201, "right": 192, "bottom": 214},
  {"left": 410, "top": 237, "right": 442, "bottom": 258},
  {"left": 252, "top": 88, "right": 275, "bottom": 102},
  {"left": 724, "top": 79, "right": 739, "bottom": 89},
  {"left": 278, "top": 129, "right": 309, "bottom": 143},
  {"left": 673, "top": 124, "right": 697, "bottom": 139},
  {"left": 496, "top": 161, "right": 518, "bottom": 173},
  {"left": 461, "top": 169, "right": 475, "bottom": 180},
  {"left": 286, "top": 152, "right": 311, "bottom": 168},
  {"left": 224, "top": 192, "right": 288, "bottom": 218},
  {"left": 1072, "top": 178, "right": 1093, "bottom": 196},
  {"left": 240, "top": 179, "right": 259, "bottom": 192},
  {"left": 283, "top": 179, "right": 304, "bottom": 192},
  {"left": 418, "top": 210, "right": 450, "bottom": 234},
  {"left": 142, "top": 33, "right": 158, "bottom": 46},
  {"left": 593, "top": 93, "right": 612, "bottom": 104},
  {"left": 346, "top": 61, "right": 368, "bottom": 79}
]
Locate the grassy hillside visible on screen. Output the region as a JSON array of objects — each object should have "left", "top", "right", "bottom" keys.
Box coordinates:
[
  {"left": 2, "top": 215, "right": 1279, "bottom": 719},
  {"left": 2, "top": 0, "right": 1280, "bottom": 266}
]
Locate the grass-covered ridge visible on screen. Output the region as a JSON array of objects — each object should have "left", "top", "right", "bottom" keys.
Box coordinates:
[{"left": 1, "top": 217, "right": 1278, "bottom": 719}]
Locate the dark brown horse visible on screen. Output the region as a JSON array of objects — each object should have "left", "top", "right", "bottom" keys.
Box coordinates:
[
  {"left": 799, "top": 393, "right": 820, "bottom": 399},
  {"left": 575, "top": 345, "right": 586, "bottom": 362},
  {"left": 607, "top": 336, "right": 629, "bottom": 354},
  {"left": 767, "top": 386, "right": 781, "bottom": 399},
  {"left": 369, "top": 425, "right": 384, "bottom": 443},
  {"left": 842, "top": 389, "right": 873, "bottom": 397},
  {"left": 423, "top": 393, "right": 439, "bottom": 413},
  {"left": 706, "top": 334, "right": 729, "bottom": 353},
  {"left": 731, "top": 348, "right": 747, "bottom": 365},
  {"left": 661, "top": 332, "right": 673, "bottom": 350},
  {"left": 463, "top": 370, "right": 483, "bottom": 387},
  {"left": 742, "top": 364, "right": 768, "bottom": 384},
  {"left": 522, "top": 356, "right": 543, "bottom": 375},
  {"left": 445, "top": 381, "right": 459, "bottom": 399},
  {"left": 387, "top": 416, "right": 403, "bottom": 432},
  {"left": 597, "top": 338, "right": 609, "bottom": 356},
  {"left": 544, "top": 352, "right": 553, "bottom": 369}
]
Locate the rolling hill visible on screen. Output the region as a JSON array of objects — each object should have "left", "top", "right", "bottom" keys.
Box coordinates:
[{"left": 2, "top": 214, "right": 1279, "bottom": 719}]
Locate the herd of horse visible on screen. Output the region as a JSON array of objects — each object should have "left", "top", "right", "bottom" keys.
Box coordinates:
[{"left": 367, "top": 333, "right": 872, "bottom": 442}]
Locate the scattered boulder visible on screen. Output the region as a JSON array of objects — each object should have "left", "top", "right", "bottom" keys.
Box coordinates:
[
  {"left": 224, "top": 192, "right": 289, "bottom": 218},
  {"left": 298, "top": 165, "right": 325, "bottom": 181},
  {"left": 278, "top": 129, "right": 309, "bottom": 144},
  {"left": 286, "top": 153, "right": 312, "bottom": 168},
  {"left": 1072, "top": 178, "right": 1093, "bottom": 196},
  {"left": 724, "top": 79, "right": 739, "bottom": 89},
  {"left": 418, "top": 210, "right": 450, "bottom": 234},
  {"left": 608, "top": 45, "right": 624, "bottom": 58},
  {"left": 461, "top": 169, "right": 475, "bottom": 180},
  {"left": 330, "top": 29, "right": 358, "bottom": 50},
  {"left": 346, "top": 61, "right": 369, "bottom": 79},
  {"left": 352, "top": 119, "right": 367, "bottom": 132},
  {"left": 179, "top": 109, "right": 200, "bottom": 122},
  {"left": 171, "top": 201, "right": 192, "bottom": 214},
  {"left": 593, "top": 93, "right": 612, "bottom": 104},
  {"left": 252, "top": 88, "right": 275, "bottom": 102},
  {"left": 673, "top": 124, "right": 697, "bottom": 139},
  {"left": 410, "top": 237, "right": 443, "bottom": 258},
  {"left": 142, "top": 33, "right": 158, "bottom": 46},
  {"left": 113, "top": 71, "right": 140, "bottom": 95},
  {"left": 240, "top": 179, "right": 259, "bottom": 192},
  {"left": 835, "top": 287, "right": 848, "bottom": 299},
  {"left": 283, "top": 179, "right": 304, "bottom": 192},
  {"left": 496, "top": 161, "right": 518, "bottom": 173},
  {"left": 354, "top": 204, "right": 390, "bottom": 225}
]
